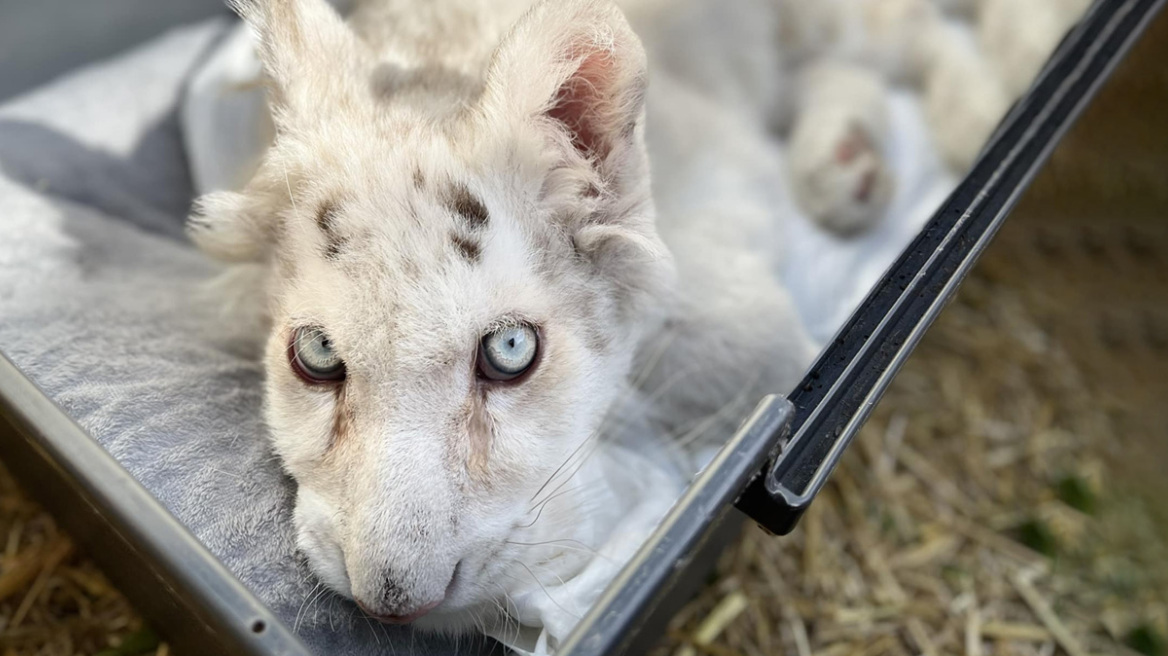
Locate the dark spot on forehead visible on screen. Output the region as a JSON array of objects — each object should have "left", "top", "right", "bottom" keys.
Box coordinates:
[
  {"left": 447, "top": 184, "right": 489, "bottom": 230},
  {"left": 451, "top": 232, "right": 481, "bottom": 263},
  {"left": 412, "top": 168, "right": 425, "bottom": 189},
  {"left": 316, "top": 200, "right": 339, "bottom": 232},
  {"left": 315, "top": 200, "right": 347, "bottom": 260}
]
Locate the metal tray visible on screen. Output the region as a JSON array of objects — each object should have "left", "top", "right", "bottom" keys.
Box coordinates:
[{"left": 0, "top": 0, "right": 1162, "bottom": 654}]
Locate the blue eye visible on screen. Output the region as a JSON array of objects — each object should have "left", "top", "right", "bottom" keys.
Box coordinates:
[
  {"left": 291, "top": 327, "right": 346, "bottom": 383},
  {"left": 478, "top": 324, "right": 539, "bottom": 382}
]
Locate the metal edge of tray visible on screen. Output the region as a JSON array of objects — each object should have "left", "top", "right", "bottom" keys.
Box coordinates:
[
  {"left": 561, "top": 0, "right": 1165, "bottom": 653},
  {"left": 558, "top": 395, "right": 796, "bottom": 656},
  {"left": 0, "top": 353, "right": 314, "bottom": 656}
]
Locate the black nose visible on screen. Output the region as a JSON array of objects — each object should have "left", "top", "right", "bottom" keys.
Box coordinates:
[
  {"left": 379, "top": 573, "right": 410, "bottom": 610},
  {"left": 354, "top": 571, "right": 446, "bottom": 624},
  {"left": 356, "top": 598, "right": 440, "bottom": 624},
  {"left": 356, "top": 561, "right": 462, "bottom": 624}
]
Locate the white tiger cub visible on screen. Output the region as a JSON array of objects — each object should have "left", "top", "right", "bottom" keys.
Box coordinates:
[{"left": 188, "top": 0, "right": 817, "bottom": 644}]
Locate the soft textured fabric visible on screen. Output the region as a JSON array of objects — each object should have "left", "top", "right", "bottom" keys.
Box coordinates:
[{"left": 0, "top": 20, "right": 495, "bottom": 656}]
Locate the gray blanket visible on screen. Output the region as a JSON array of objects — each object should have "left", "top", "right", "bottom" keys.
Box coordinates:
[{"left": 0, "top": 19, "right": 493, "bottom": 656}]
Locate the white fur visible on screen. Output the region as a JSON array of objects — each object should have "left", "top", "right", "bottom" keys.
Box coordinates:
[
  {"left": 772, "top": 0, "right": 963, "bottom": 233},
  {"left": 978, "top": 0, "right": 1092, "bottom": 99},
  {"left": 919, "top": 18, "right": 1012, "bottom": 171},
  {"left": 787, "top": 61, "right": 895, "bottom": 235}
]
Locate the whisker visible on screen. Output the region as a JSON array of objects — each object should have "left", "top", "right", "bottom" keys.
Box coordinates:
[
  {"left": 504, "top": 538, "right": 612, "bottom": 562},
  {"left": 519, "top": 484, "right": 585, "bottom": 529},
  {"left": 493, "top": 585, "right": 521, "bottom": 648},
  {"left": 362, "top": 612, "right": 381, "bottom": 646},
  {"left": 381, "top": 618, "right": 395, "bottom": 655},
  {"left": 514, "top": 563, "right": 580, "bottom": 622},
  {"left": 453, "top": 618, "right": 460, "bottom": 654},
  {"left": 293, "top": 581, "right": 322, "bottom": 634},
  {"left": 527, "top": 330, "right": 684, "bottom": 509},
  {"left": 344, "top": 603, "right": 359, "bottom": 633},
  {"left": 674, "top": 368, "right": 763, "bottom": 449},
  {"left": 515, "top": 492, "right": 558, "bottom": 530},
  {"left": 282, "top": 161, "right": 298, "bottom": 214},
  {"left": 641, "top": 365, "right": 695, "bottom": 406},
  {"left": 529, "top": 437, "right": 602, "bottom": 510},
  {"left": 299, "top": 582, "right": 333, "bottom": 634},
  {"left": 501, "top": 590, "right": 520, "bottom": 647},
  {"left": 528, "top": 431, "right": 597, "bottom": 503},
  {"left": 524, "top": 560, "right": 571, "bottom": 589},
  {"left": 508, "top": 543, "right": 610, "bottom": 564}
]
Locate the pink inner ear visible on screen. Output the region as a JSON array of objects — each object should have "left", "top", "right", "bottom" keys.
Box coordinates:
[{"left": 547, "top": 48, "right": 619, "bottom": 161}]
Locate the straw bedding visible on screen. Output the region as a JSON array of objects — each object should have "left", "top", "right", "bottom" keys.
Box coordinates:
[
  {"left": 0, "top": 462, "right": 165, "bottom": 656},
  {"left": 2, "top": 9, "right": 1168, "bottom": 656},
  {"left": 653, "top": 267, "right": 1168, "bottom": 656}
]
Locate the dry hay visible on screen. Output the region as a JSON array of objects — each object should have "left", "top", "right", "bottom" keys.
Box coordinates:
[
  {"left": 0, "top": 463, "right": 167, "bottom": 656},
  {"left": 652, "top": 269, "right": 1168, "bottom": 656}
]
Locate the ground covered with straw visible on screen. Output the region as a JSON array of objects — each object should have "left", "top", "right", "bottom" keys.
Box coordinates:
[
  {"left": 0, "top": 464, "right": 167, "bottom": 656},
  {"left": 653, "top": 268, "right": 1168, "bottom": 656}
]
